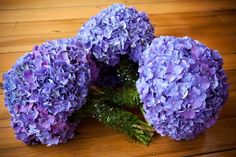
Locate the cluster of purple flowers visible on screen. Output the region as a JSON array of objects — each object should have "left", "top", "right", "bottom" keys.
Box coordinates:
[
  {"left": 3, "top": 38, "right": 91, "bottom": 146},
  {"left": 77, "top": 4, "right": 154, "bottom": 66},
  {"left": 136, "top": 36, "right": 229, "bottom": 140},
  {"left": 3, "top": 3, "right": 155, "bottom": 145},
  {"left": 3, "top": 3, "right": 229, "bottom": 146}
]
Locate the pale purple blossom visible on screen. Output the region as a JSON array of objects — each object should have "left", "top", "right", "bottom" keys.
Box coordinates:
[
  {"left": 136, "top": 36, "right": 229, "bottom": 140},
  {"left": 77, "top": 4, "right": 154, "bottom": 66},
  {"left": 3, "top": 38, "right": 91, "bottom": 146}
]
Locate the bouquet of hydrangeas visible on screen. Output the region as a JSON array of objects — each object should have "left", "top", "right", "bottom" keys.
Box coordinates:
[{"left": 2, "top": 4, "right": 229, "bottom": 146}]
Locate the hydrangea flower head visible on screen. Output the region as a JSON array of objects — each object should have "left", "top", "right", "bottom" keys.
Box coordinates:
[
  {"left": 136, "top": 36, "right": 229, "bottom": 140},
  {"left": 3, "top": 38, "right": 91, "bottom": 146},
  {"left": 77, "top": 4, "right": 154, "bottom": 66}
]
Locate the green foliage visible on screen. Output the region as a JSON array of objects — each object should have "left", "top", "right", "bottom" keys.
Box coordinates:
[
  {"left": 71, "top": 95, "right": 154, "bottom": 145},
  {"left": 91, "top": 86, "right": 140, "bottom": 108}
]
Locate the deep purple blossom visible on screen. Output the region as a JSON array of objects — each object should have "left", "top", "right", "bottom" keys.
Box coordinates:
[
  {"left": 77, "top": 4, "right": 154, "bottom": 66},
  {"left": 136, "top": 36, "right": 229, "bottom": 140},
  {"left": 3, "top": 38, "right": 91, "bottom": 146}
]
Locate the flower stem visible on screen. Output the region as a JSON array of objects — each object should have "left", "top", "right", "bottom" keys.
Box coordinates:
[{"left": 71, "top": 97, "right": 154, "bottom": 145}]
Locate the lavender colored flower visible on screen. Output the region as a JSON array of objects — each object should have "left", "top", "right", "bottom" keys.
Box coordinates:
[
  {"left": 77, "top": 4, "right": 154, "bottom": 66},
  {"left": 136, "top": 36, "right": 229, "bottom": 140},
  {"left": 3, "top": 38, "right": 91, "bottom": 146}
]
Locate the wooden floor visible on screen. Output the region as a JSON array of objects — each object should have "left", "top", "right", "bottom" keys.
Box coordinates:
[{"left": 0, "top": 0, "right": 236, "bottom": 156}]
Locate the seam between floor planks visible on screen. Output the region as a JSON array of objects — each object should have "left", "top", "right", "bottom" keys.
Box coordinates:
[{"left": 183, "top": 148, "right": 236, "bottom": 157}]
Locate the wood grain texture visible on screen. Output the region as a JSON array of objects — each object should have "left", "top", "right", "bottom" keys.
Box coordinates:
[{"left": 0, "top": 0, "right": 236, "bottom": 157}]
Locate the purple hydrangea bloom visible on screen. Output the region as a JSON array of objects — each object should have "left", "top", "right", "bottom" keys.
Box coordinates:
[
  {"left": 77, "top": 4, "right": 154, "bottom": 66},
  {"left": 3, "top": 38, "right": 91, "bottom": 146},
  {"left": 136, "top": 36, "right": 229, "bottom": 140}
]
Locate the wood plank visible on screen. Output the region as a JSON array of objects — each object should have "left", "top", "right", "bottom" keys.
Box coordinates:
[
  {"left": 0, "top": 0, "right": 160, "bottom": 10},
  {"left": 195, "top": 149, "right": 236, "bottom": 157},
  {"left": 0, "top": 1, "right": 236, "bottom": 23},
  {"left": 0, "top": 19, "right": 84, "bottom": 38},
  {"left": 0, "top": 116, "right": 235, "bottom": 157},
  {"left": 0, "top": 33, "right": 75, "bottom": 54},
  {"left": 215, "top": 10, "right": 236, "bottom": 23}
]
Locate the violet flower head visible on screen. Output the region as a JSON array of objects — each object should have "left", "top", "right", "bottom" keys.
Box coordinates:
[
  {"left": 77, "top": 4, "right": 154, "bottom": 66},
  {"left": 136, "top": 36, "right": 229, "bottom": 140},
  {"left": 3, "top": 38, "right": 91, "bottom": 146}
]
